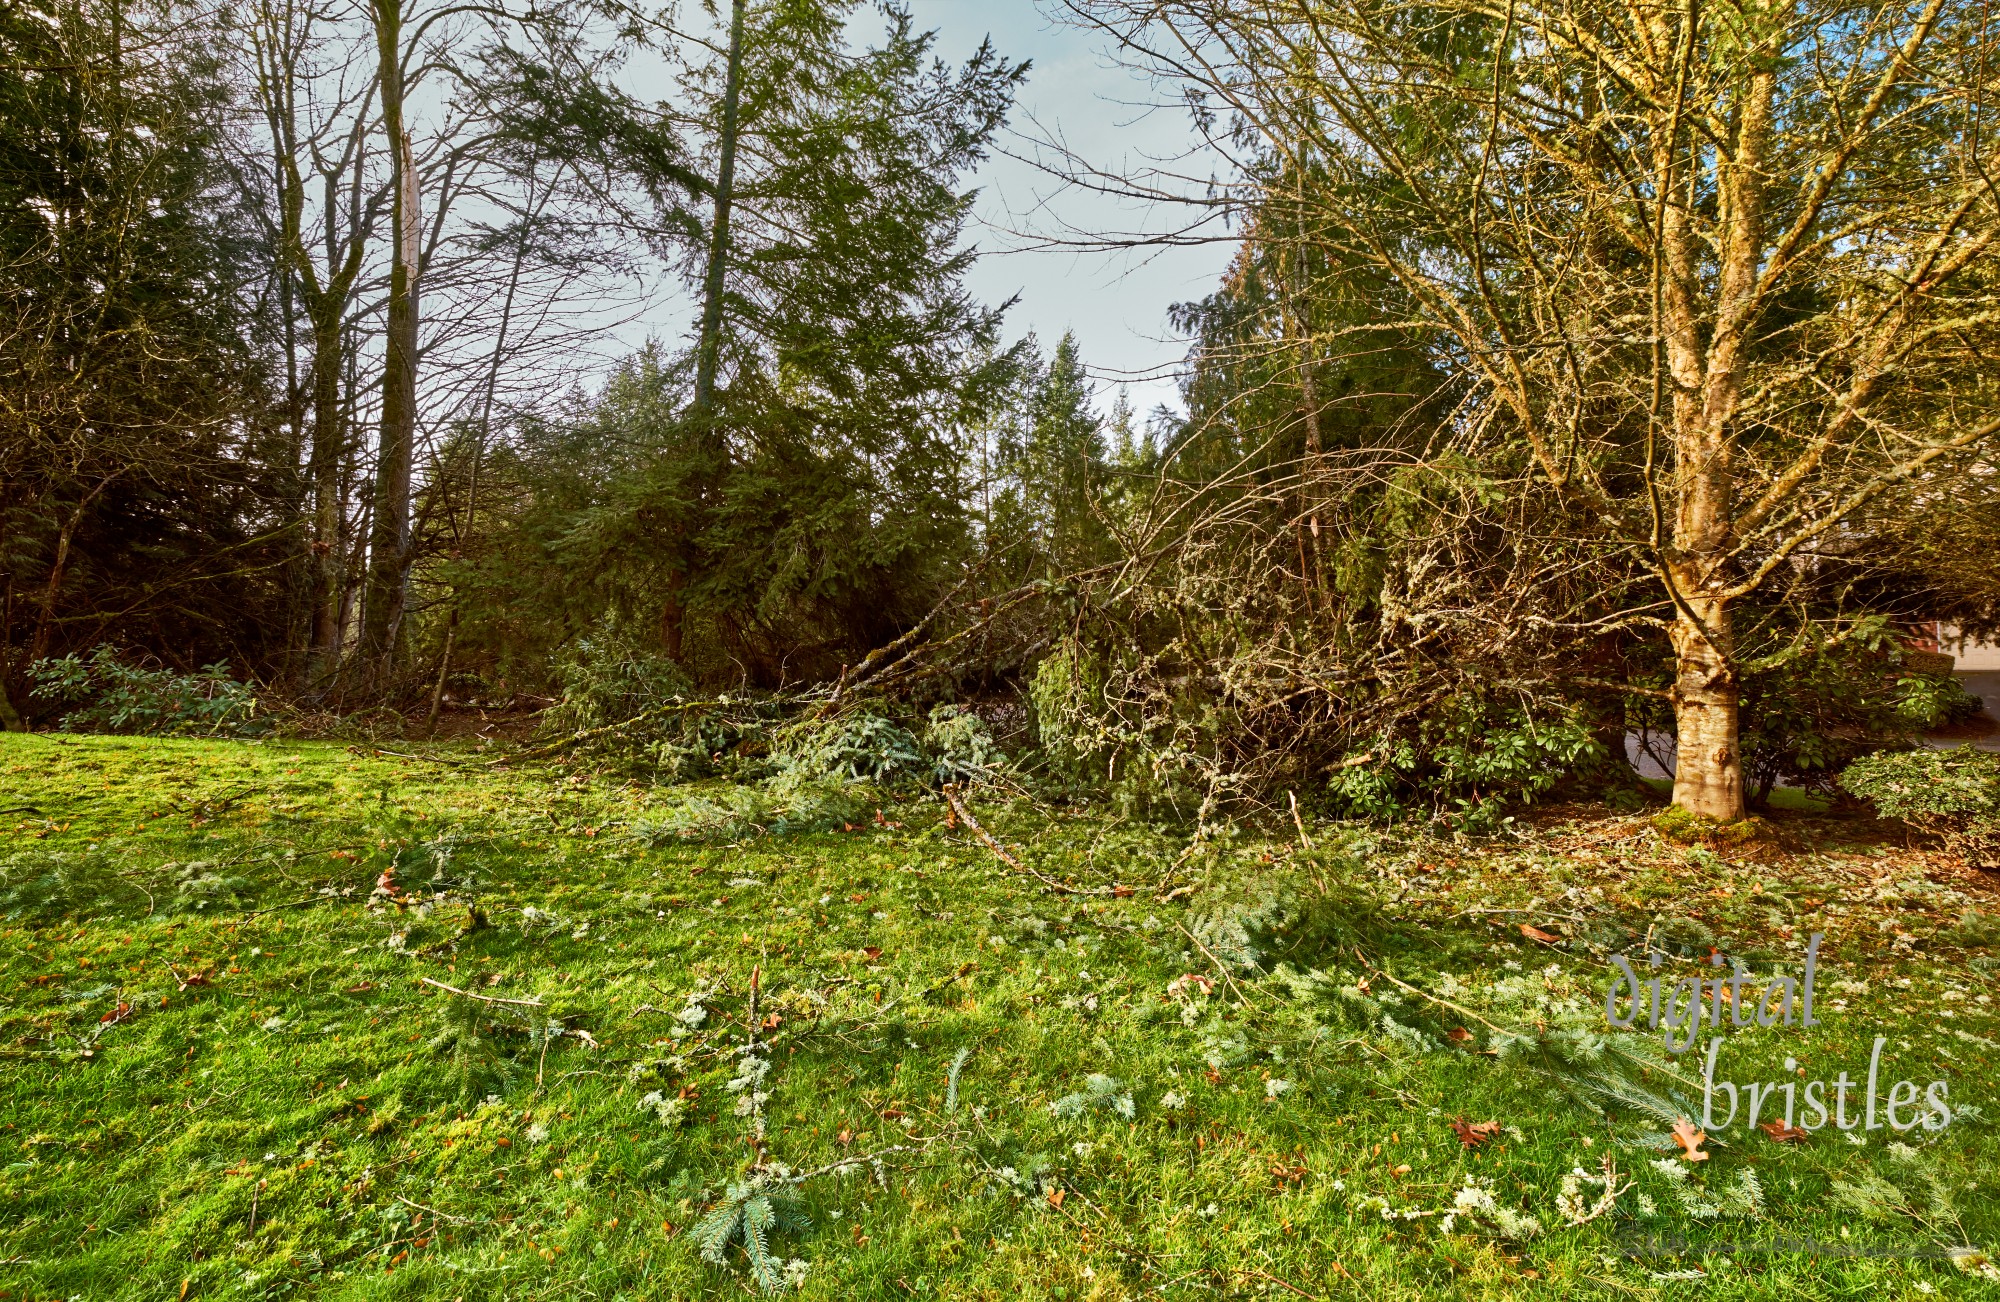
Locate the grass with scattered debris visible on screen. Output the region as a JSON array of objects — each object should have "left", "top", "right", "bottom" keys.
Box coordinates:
[{"left": 1, "top": 732, "right": 1997, "bottom": 1300}]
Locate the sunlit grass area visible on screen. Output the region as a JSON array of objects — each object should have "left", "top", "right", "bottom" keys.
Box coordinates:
[{"left": 2, "top": 734, "right": 1996, "bottom": 1300}]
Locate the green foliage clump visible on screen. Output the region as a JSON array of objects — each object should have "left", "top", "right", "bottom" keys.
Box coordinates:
[
  {"left": 923, "top": 705, "right": 1007, "bottom": 786},
  {"left": 691, "top": 1176, "right": 811, "bottom": 1295},
  {"left": 1942, "top": 907, "right": 2000, "bottom": 948},
  {"left": 541, "top": 633, "right": 762, "bottom": 779},
  {"left": 0, "top": 849, "right": 147, "bottom": 921},
  {"left": 425, "top": 996, "right": 519, "bottom": 1107},
  {"left": 1027, "top": 636, "right": 1210, "bottom": 815},
  {"left": 775, "top": 712, "right": 925, "bottom": 785},
  {"left": 1727, "top": 625, "right": 1982, "bottom": 801},
  {"left": 1327, "top": 695, "right": 1604, "bottom": 829},
  {"left": 626, "top": 705, "right": 992, "bottom": 842},
  {"left": 546, "top": 634, "right": 697, "bottom": 734},
  {"left": 1841, "top": 745, "right": 2000, "bottom": 863},
  {"left": 1048, "top": 1073, "right": 1134, "bottom": 1121},
  {"left": 168, "top": 860, "right": 253, "bottom": 913},
  {"left": 1027, "top": 638, "right": 1113, "bottom": 784},
  {"left": 634, "top": 779, "right": 868, "bottom": 843},
  {"left": 29, "top": 649, "right": 264, "bottom": 737}
]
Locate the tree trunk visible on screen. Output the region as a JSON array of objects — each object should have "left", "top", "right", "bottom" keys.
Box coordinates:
[
  {"left": 363, "top": 0, "right": 418, "bottom": 673},
  {"left": 308, "top": 310, "right": 345, "bottom": 674},
  {"left": 1668, "top": 591, "right": 1745, "bottom": 820},
  {"left": 0, "top": 672, "right": 23, "bottom": 733},
  {"left": 670, "top": 0, "right": 747, "bottom": 665},
  {"left": 1654, "top": 61, "right": 1772, "bottom": 825},
  {"left": 692, "top": 0, "right": 747, "bottom": 419}
]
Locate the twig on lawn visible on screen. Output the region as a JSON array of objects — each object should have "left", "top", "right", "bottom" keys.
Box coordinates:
[
  {"left": 1287, "top": 790, "right": 1314, "bottom": 851},
  {"left": 365, "top": 748, "right": 475, "bottom": 769},
  {"left": 243, "top": 895, "right": 332, "bottom": 919},
  {"left": 418, "top": 976, "right": 544, "bottom": 1008},
  {"left": 782, "top": 1143, "right": 921, "bottom": 1185},
  {"left": 1243, "top": 1267, "right": 1321, "bottom": 1300},
  {"left": 944, "top": 785, "right": 1167, "bottom": 898},
  {"left": 875, "top": 962, "right": 976, "bottom": 1017},
  {"left": 395, "top": 1193, "right": 478, "bottom": 1224},
  {"left": 491, "top": 698, "right": 761, "bottom": 766},
  {"left": 1444, "top": 906, "right": 1593, "bottom": 926},
  {"left": 943, "top": 784, "right": 1091, "bottom": 894},
  {"left": 1351, "top": 948, "right": 1507, "bottom": 1033}
]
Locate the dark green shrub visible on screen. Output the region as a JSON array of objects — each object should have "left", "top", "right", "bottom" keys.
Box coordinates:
[
  {"left": 1631, "top": 618, "right": 1982, "bottom": 804},
  {"left": 775, "top": 711, "right": 926, "bottom": 784},
  {"left": 29, "top": 648, "right": 264, "bottom": 736},
  {"left": 924, "top": 705, "right": 1008, "bottom": 786},
  {"left": 543, "top": 632, "right": 769, "bottom": 778},
  {"left": 1327, "top": 695, "right": 1605, "bottom": 831}
]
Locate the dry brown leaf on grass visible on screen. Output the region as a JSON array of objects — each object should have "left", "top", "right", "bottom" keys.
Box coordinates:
[
  {"left": 1518, "top": 923, "right": 1562, "bottom": 943},
  {"left": 1452, "top": 1117, "right": 1501, "bottom": 1149},
  {"left": 1759, "top": 1119, "right": 1810, "bottom": 1143},
  {"left": 1672, "top": 1116, "right": 1710, "bottom": 1162}
]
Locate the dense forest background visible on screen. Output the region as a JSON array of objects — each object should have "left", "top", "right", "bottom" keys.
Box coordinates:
[{"left": 9, "top": 0, "right": 2000, "bottom": 824}]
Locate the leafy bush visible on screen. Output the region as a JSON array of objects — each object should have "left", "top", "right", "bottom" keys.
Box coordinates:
[
  {"left": 546, "top": 633, "right": 696, "bottom": 733},
  {"left": 1026, "top": 636, "right": 1213, "bottom": 816},
  {"left": 631, "top": 779, "right": 867, "bottom": 843},
  {"left": 1840, "top": 745, "right": 2000, "bottom": 864},
  {"left": 542, "top": 634, "right": 761, "bottom": 779},
  {"left": 169, "top": 860, "right": 254, "bottom": 913},
  {"left": 1028, "top": 638, "right": 1115, "bottom": 784},
  {"left": 1735, "top": 631, "right": 1980, "bottom": 800},
  {"left": 1327, "top": 696, "right": 1605, "bottom": 830},
  {"left": 29, "top": 648, "right": 264, "bottom": 737},
  {"left": 1628, "top": 619, "right": 1983, "bottom": 804}
]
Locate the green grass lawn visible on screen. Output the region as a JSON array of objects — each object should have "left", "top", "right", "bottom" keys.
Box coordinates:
[{"left": 1, "top": 733, "right": 1996, "bottom": 1300}]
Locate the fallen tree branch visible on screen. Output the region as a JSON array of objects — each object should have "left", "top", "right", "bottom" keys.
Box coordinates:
[
  {"left": 1176, "top": 920, "right": 1258, "bottom": 1005},
  {"left": 489, "top": 697, "right": 785, "bottom": 766},
  {"left": 781, "top": 1143, "right": 922, "bottom": 1186},
  {"left": 942, "top": 784, "right": 1096, "bottom": 896}
]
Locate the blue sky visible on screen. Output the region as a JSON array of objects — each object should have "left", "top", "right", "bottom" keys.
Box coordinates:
[
  {"left": 606, "top": 2, "right": 1237, "bottom": 420},
  {"left": 913, "top": 2, "right": 1237, "bottom": 418}
]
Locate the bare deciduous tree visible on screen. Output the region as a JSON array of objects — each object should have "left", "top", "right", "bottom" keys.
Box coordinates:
[{"left": 1063, "top": 0, "right": 2000, "bottom": 818}]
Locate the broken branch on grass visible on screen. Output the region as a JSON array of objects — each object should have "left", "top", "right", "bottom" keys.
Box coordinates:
[
  {"left": 364, "top": 748, "right": 476, "bottom": 769},
  {"left": 395, "top": 1193, "right": 478, "bottom": 1224},
  {"left": 242, "top": 895, "right": 334, "bottom": 919},
  {"left": 943, "top": 785, "right": 1162, "bottom": 898},
  {"left": 781, "top": 1143, "right": 921, "bottom": 1185},
  {"left": 1176, "top": 921, "right": 1257, "bottom": 1005},
  {"left": 1243, "top": 1268, "right": 1323, "bottom": 1301},
  {"left": 492, "top": 698, "right": 771, "bottom": 766},
  {"left": 1350, "top": 948, "right": 1507, "bottom": 1033},
  {"left": 418, "top": 976, "right": 545, "bottom": 1008},
  {"left": 875, "top": 961, "right": 977, "bottom": 1017}
]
